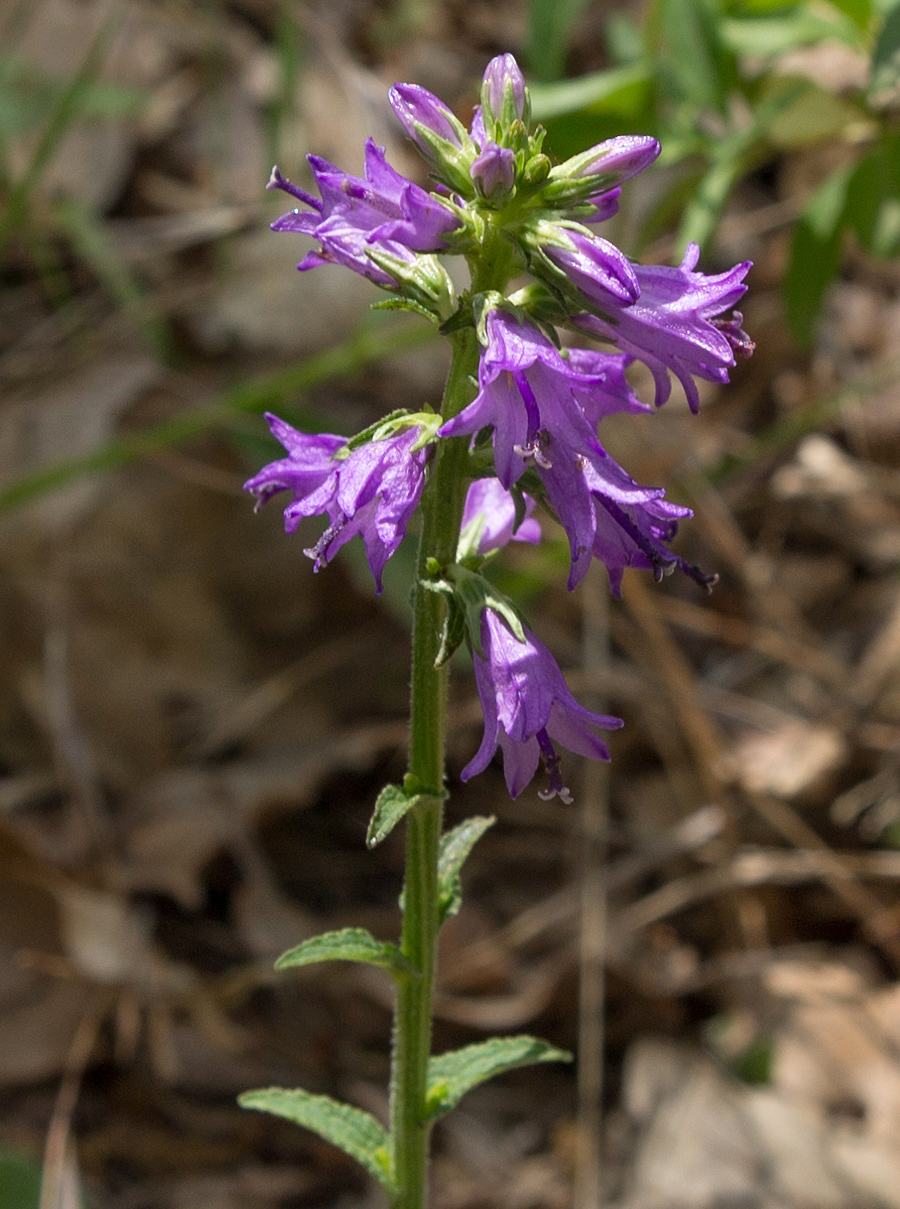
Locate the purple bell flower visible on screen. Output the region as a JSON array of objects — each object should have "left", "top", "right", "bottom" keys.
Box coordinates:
[
  {"left": 588, "top": 490, "right": 702, "bottom": 596},
  {"left": 460, "top": 478, "right": 541, "bottom": 556},
  {"left": 244, "top": 415, "right": 345, "bottom": 508},
  {"left": 268, "top": 139, "right": 460, "bottom": 285},
  {"left": 244, "top": 414, "right": 430, "bottom": 593},
  {"left": 440, "top": 309, "right": 670, "bottom": 588},
  {"left": 576, "top": 243, "right": 754, "bottom": 412},
  {"left": 461, "top": 608, "right": 622, "bottom": 801}
]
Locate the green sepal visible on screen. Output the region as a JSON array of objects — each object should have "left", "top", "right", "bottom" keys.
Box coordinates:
[
  {"left": 371, "top": 296, "right": 442, "bottom": 324},
  {"left": 424, "top": 1036, "right": 572, "bottom": 1121},
  {"left": 239, "top": 1088, "right": 395, "bottom": 1191},
  {"left": 274, "top": 928, "right": 418, "bottom": 980},
  {"left": 437, "top": 816, "right": 495, "bottom": 925},
  {"left": 445, "top": 565, "right": 526, "bottom": 657},
  {"left": 342, "top": 409, "right": 442, "bottom": 457},
  {"left": 367, "top": 783, "right": 448, "bottom": 847},
  {"left": 435, "top": 594, "right": 467, "bottom": 668}
]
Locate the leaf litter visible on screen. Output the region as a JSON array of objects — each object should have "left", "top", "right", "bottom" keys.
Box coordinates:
[{"left": 2, "top": 2, "right": 900, "bottom": 1207}]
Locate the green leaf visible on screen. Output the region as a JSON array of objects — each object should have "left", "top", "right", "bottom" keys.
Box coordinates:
[
  {"left": 762, "top": 80, "right": 862, "bottom": 150},
  {"left": 367, "top": 783, "right": 447, "bottom": 847},
  {"left": 239, "top": 1088, "right": 394, "bottom": 1190},
  {"left": 657, "top": 0, "right": 737, "bottom": 114},
  {"left": 870, "top": 2, "right": 900, "bottom": 101},
  {"left": 435, "top": 594, "right": 467, "bottom": 668},
  {"left": 438, "top": 816, "right": 495, "bottom": 925},
  {"left": 785, "top": 214, "right": 843, "bottom": 346},
  {"left": 845, "top": 131, "right": 900, "bottom": 255},
  {"left": 446, "top": 565, "right": 526, "bottom": 657},
  {"left": 275, "top": 928, "right": 417, "bottom": 979},
  {"left": 720, "top": 12, "right": 861, "bottom": 56},
  {"left": 529, "top": 63, "right": 651, "bottom": 121},
  {"left": 425, "top": 1037, "right": 572, "bottom": 1121},
  {"left": 0, "top": 1151, "right": 42, "bottom": 1209},
  {"left": 526, "top": 0, "right": 593, "bottom": 81},
  {"left": 829, "top": 0, "right": 872, "bottom": 31}
]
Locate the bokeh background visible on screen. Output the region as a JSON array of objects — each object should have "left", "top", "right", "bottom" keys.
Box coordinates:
[{"left": 2, "top": 0, "right": 900, "bottom": 1206}]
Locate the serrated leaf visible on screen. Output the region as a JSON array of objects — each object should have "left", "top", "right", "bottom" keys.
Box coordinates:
[
  {"left": 240, "top": 1088, "right": 394, "bottom": 1190},
  {"left": 425, "top": 1037, "right": 572, "bottom": 1121},
  {"left": 367, "top": 784, "right": 447, "bottom": 847},
  {"left": 438, "top": 816, "right": 495, "bottom": 925},
  {"left": 275, "top": 928, "right": 416, "bottom": 979}
]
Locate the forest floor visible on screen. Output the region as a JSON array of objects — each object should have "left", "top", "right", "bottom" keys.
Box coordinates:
[{"left": 2, "top": 1, "right": 900, "bottom": 1207}]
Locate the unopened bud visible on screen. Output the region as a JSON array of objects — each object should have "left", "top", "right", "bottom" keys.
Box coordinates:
[
  {"left": 471, "top": 143, "right": 516, "bottom": 202},
  {"left": 389, "top": 83, "right": 477, "bottom": 195},
  {"left": 480, "top": 54, "right": 530, "bottom": 133},
  {"left": 543, "top": 135, "right": 660, "bottom": 205}
]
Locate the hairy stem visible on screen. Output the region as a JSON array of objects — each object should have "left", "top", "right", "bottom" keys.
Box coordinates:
[{"left": 389, "top": 326, "right": 479, "bottom": 1209}]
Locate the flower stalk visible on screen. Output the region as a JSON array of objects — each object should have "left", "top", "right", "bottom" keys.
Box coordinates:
[{"left": 390, "top": 327, "right": 480, "bottom": 1208}]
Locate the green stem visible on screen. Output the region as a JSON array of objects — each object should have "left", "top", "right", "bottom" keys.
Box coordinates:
[{"left": 389, "top": 325, "right": 480, "bottom": 1209}]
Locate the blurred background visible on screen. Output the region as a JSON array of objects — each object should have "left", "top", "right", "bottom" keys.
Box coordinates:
[{"left": 2, "top": 0, "right": 900, "bottom": 1206}]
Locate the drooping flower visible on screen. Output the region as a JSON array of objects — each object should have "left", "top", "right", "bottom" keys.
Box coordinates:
[
  {"left": 439, "top": 308, "right": 673, "bottom": 587},
  {"left": 268, "top": 139, "right": 460, "bottom": 286},
  {"left": 459, "top": 478, "right": 541, "bottom": 557},
  {"left": 244, "top": 414, "right": 430, "bottom": 593},
  {"left": 575, "top": 243, "right": 753, "bottom": 412},
  {"left": 462, "top": 608, "right": 622, "bottom": 801},
  {"left": 243, "top": 415, "right": 345, "bottom": 508}
]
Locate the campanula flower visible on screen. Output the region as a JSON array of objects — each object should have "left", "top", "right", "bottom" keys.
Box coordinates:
[
  {"left": 576, "top": 244, "right": 753, "bottom": 412},
  {"left": 440, "top": 308, "right": 674, "bottom": 587},
  {"left": 245, "top": 415, "right": 430, "bottom": 593},
  {"left": 459, "top": 478, "right": 541, "bottom": 557},
  {"left": 268, "top": 139, "right": 460, "bottom": 285},
  {"left": 462, "top": 608, "right": 622, "bottom": 801}
]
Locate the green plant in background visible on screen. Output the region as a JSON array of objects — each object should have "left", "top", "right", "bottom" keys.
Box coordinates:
[{"left": 527, "top": 0, "right": 900, "bottom": 344}]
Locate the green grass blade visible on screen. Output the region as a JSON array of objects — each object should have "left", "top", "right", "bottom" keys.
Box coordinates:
[{"left": 0, "top": 319, "right": 435, "bottom": 515}]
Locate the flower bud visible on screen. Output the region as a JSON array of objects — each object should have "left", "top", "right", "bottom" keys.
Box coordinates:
[
  {"left": 480, "top": 54, "right": 530, "bottom": 134},
  {"left": 470, "top": 143, "right": 516, "bottom": 202},
  {"left": 389, "top": 83, "right": 476, "bottom": 195},
  {"left": 367, "top": 246, "right": 455, "bottom": 316},
  {"left": 543, "top": 135, "right": 660, "bottom": 205}
]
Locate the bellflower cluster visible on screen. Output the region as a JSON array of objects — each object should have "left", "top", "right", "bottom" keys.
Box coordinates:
[
  {"left": 243, "top": 54, "right": 755, "bottom": 1205},
  {"left": 250, "top": 52, "right": 753, "bottom": 803}
]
